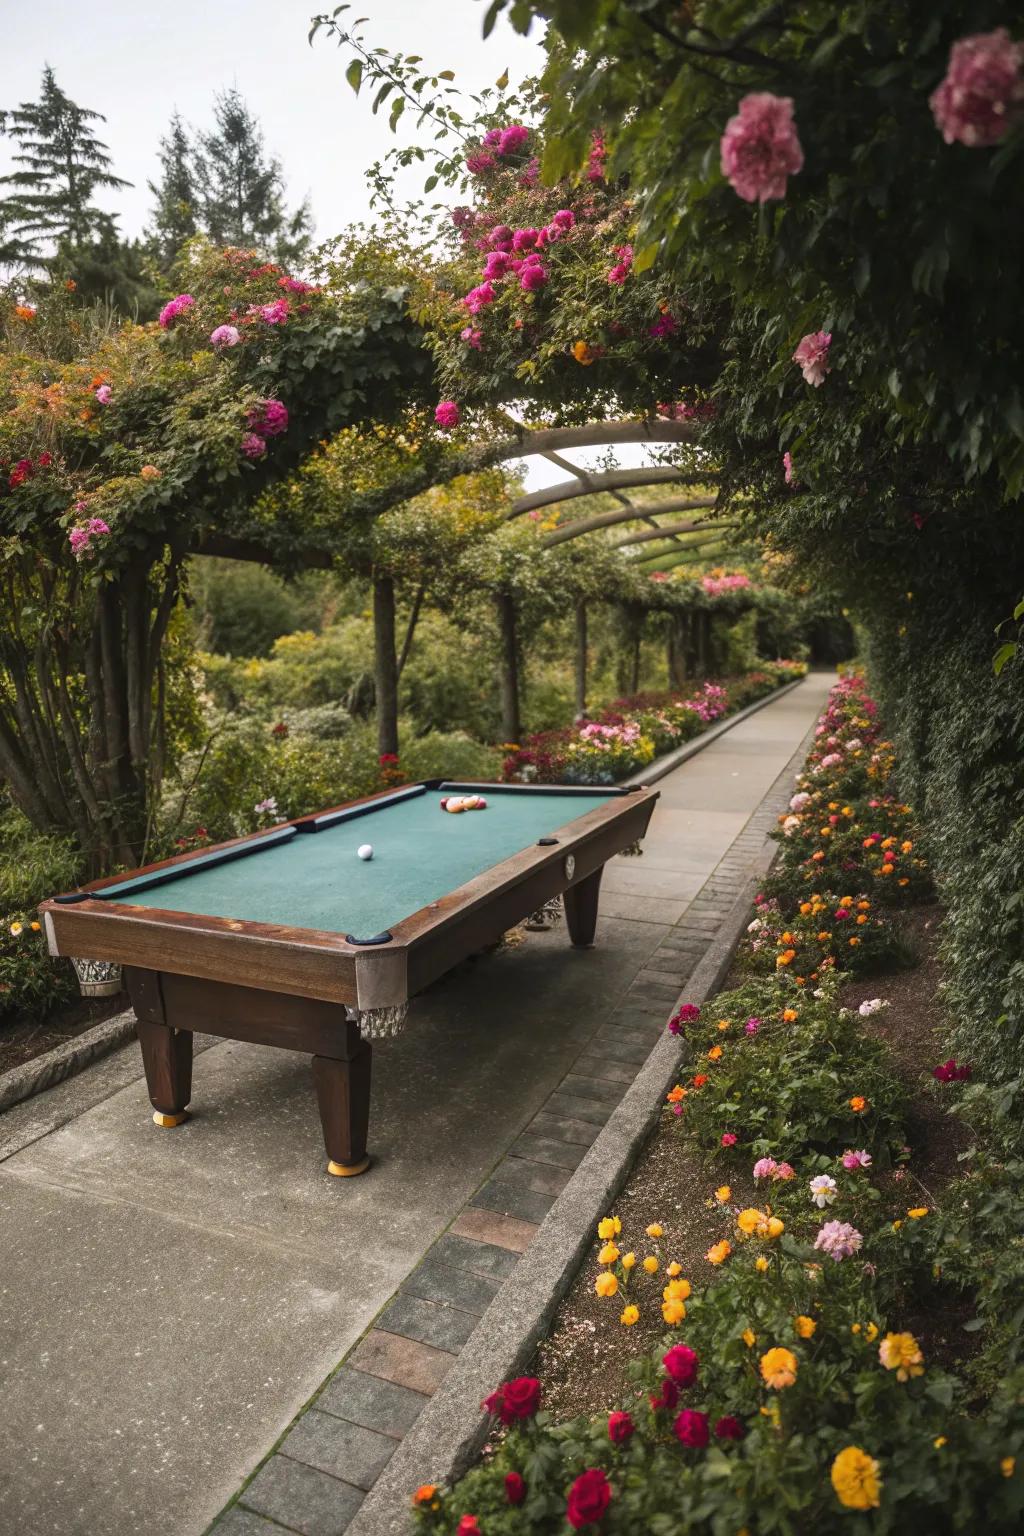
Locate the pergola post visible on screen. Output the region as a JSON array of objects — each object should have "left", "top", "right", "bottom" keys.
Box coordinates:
[
  {"left": 373, "top": 572, "right": 400, "bottom": 759},
  {"left": 496, "top": 592, "right": 522, "bottom": 745},
  {"left": 574, "top": 601, "right": 588, "bottom": 721}
]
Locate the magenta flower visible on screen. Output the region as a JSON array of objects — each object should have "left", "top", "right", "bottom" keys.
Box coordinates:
[
  {"left": 587, "top": 132, "right": 607, "bottom": 181},
  {"left": 68, "top": 517, "right": 110, "bottom": 559},
  {"left": 649, "top": 313, "right": 678, "bottom": 339},
  {"left": 247, "top": 399, "right": 288, "bottom": 437},
  {"left": 94, "top": 384, "right": 112, "bottom": 404},
  {"left": 489, "top": 224, "right": 514, "bottom": 248},
  {"left": 606, "top": 244, "right": 633, "bottom": 285},
  {"left": 552, "top": 209, "right": 575, "bottom": 231},
  {"left": 497, "top": 124, "right": 530, "bottom": 156},
  {"left": 435, "top": 400, "right": 461, "bottom": 430},
  {"left": 783, "top": 451, "right": 794, "bottom": 485},
  {"left": 466, "top": 151, "right": 496, "bottom": 175},
  {"left": 720, "top": 92, "right": 804, "bottom": 203},
  {"left": 463, "top": 281, "right": 496, "bottom": 315},
  {"left": 841, "top": 1149, "right": 872, "bottom": 1171},
  {"left": 663, "top": 1345, "right": 699, "bottom": 1385},
  {"left": 721, "top": 1132, "right": 738, "bottom": 1148},
  {"left": 668, "top": 1002, "right": 700, "bottom": 1035},
  {"left": 512, "top": 228, "right": 540, "bottom": 252},
  {"left": 813, "top": 1220, "right": 863, "bottom": 1262},
  {"left": 483, "top": 250, "right": 511, "bottom": 280},
  {"left": 931, "top": 29, "right": 1024, "bottom": 147},
  {"left": 714, "top": 1416, "right": 746, "bottom": 1442},
  {"left": 255, "top": 299, "right": 290, "bottom": 325},
  {"left": 520, "top": 263, "right": 549, "bottom": 292},
  {"left": 158, "top": 293, "right": 195, "bottom": 329},
  {"left": 460, "top": 326, "right": 482, "bottom": 349},
  {"left": 673, "top": 1409, "right": 709, "bottom": 1449},
  {"left": 482, "top": 128, "right": 503, "bottom": 148},
  {"left": 279, "top": 276, "right": 316, "bottom": 294},
  {"left": 792, "top": 330, "right": 832, "bottom": 387},
  {"left": 210, "top": 324, "right": 241, "bottom": 350},
  {"left": 240, "top": 432, "right": 267, "bottom": 459},
  {"left": 933, "top": 1059, "right": 972, "bottom": 1083},
  {"left": 745, "top": 1017, "right": 761, "bottom": 1036}
]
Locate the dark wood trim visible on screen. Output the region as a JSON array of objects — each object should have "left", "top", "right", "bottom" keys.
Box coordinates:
[{"left": 564, "top": 867, "right": 604, "bottom": 948}]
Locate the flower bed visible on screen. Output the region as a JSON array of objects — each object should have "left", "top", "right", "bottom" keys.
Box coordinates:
[
  {"left": 501, "top": 662, "right": 806, "bottom": 785},
  {"left": 414, "top": 676, "right": 1024, "bottom": 1533}
]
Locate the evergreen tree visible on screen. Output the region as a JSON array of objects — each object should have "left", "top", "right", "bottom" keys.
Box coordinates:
[
  {"left": 0, "top": 66, "right": 131, "bottom": 268},
  {"left": 146, "top": 112, "right": 198, "bottom": 271},
  {"left": 192, "top": 89, "right": 311, "bottom": 264}
]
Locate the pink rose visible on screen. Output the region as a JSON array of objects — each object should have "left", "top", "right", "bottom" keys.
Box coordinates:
[
  {"left": 434, "top": 400, "right": 460, "bottom": 430},
  {"left": 792, "top": 330, "right": 832, "bottom": 387},
  {"left": 931, "top": 29, "right": 1024, "bottom": 147}
]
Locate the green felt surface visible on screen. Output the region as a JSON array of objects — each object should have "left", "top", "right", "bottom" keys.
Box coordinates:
[{"left": 104, "top": 788, "right": 616, "bottom": 936}]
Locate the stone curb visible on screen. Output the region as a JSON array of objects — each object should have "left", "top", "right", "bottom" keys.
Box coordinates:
[
  {"left": 0, "top": 1007, "right": 136, "bottom": 1117},
  {"left": 0, "top": 678, "right": 801, "bottom": 1122},
  {"left": 623, "top": 675, "right": 803, "bottom": 789},
  {"left": 346, "top": 705, "right": 821, "bottom": 1536}
]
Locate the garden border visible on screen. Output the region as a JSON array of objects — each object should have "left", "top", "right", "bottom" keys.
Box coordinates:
[
  {"left": 0, "top": 678, "right": 801, "bottom": 1122},
  {"left": 346, "top": 703, "right": 820, "bottom": 1536}
]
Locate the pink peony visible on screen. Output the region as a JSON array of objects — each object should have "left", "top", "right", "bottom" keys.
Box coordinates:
[
  {"left": 94, "top": 384, "right": 112, "bottom": 404},
  {"left": 753, "top": 1158, "right": 779, "bottom": 1181},
  {"left": 587, "top": 132, "right": 606, "bottom": 181},
  {"left": 606, "top": 244, "right": 633, "bottom": 285},
  {"left": 512, "top": 228, "right": 540, "bottom": 251},
  {"left": 210, "top": 324, "right": 241, "bottom": 350},
  {"left": 68, "top": 517, "right": 110, "bottom": 559},
  {"left": 497, "top": 124, "right": 530, "bottom": 156},
  {"left": 520, "top": 262, "right": 549, "bottom": 292},
  {"left": 278, "top": 276, "right": 316, "bottom": 294},
  {"left": 489, "top": 224, "right": 514, "bottom": 248},
  {"left": 483, "top": 250, "right": 511, "bottom": 280},
  {"left": 607, "top": 1410, "right": 634, "bottom": 1444},
  {"left": 435, "top": 400, "right": 461, "bottom": 429},
  {"left": 158, "top": 293, "right": 194, "bottom": 329},
  {"left": 814, "top": 1220, "right": 863, "bottom": 1262},
  {"left": 256, "top": 299, "right": 290, "bottom": 326},
  {"left": 841, "top": 1149, "right": 873, "bottom": 1171},
  {"left": 793, "top": 331, "right": 832, "bottom": 387},
  {"left": 552, "top": 209, "right": 575, "bottom": 231},
  {"left": 673, "top": 1409, "right": 709, "bottom": 1449},
  {"left": 931, "top": 29, "right": 1024, "bottom": 147},
  {"left": 463, "top": 281, "right": 496, "bottom": 315},
  {"left": 460, "top": 326, "right": 482, "bottom": 349},
  {"left": 240, "top": 432, "right": 267, "bottom": 459},
  {"left": 466, "top": 151, "right": 496, "bottom": 175},
  {"left": 668, "top": 1002, "right": 700, "bottom": 1035},
  {"left": 720, "top": 92, "right": 804, "bottom": 202},
  {"left": 248, "top": 399, "right": 288, "bottom": 437},
  {"left": 775, "top": 1162, "right": 795, "bottom": 1181}
]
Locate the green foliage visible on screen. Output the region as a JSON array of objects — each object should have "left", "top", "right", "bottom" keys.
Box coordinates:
[
  {"left": 191, "top": 89, "right": 312, "bottom": 267},
  {"left": 0, "top": 806, "right": 82, "bottom": 1021}
]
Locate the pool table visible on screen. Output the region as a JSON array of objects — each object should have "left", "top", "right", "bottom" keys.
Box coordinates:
[{"left": 41, "top": 780, "right": 658, "bottom": 1177}]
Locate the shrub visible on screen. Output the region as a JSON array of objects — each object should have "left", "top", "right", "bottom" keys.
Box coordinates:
[{"left": 0, "top": 808, "right": 83, "bottom": 1021}]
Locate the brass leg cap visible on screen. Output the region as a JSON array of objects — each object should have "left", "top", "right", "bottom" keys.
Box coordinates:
[
  {"left": 327, "top": 1156, "right": 371, "bottom": 1178},
  {"left": 153, "top": 1110, "right": 188, "bottom": 1128}
]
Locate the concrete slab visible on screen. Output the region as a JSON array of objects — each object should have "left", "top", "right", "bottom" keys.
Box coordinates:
[{"left": 0, "top": 674, "right": 835, "bottom": 1536}]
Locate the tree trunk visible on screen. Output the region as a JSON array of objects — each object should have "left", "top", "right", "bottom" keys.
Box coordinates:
[
  {"left": 574, "top": 601, "right": 588, "bottom": 720},
  {"left": 396, "top": 582, "right": 426, "bottom": 680},
  {"left": 373, "top": 572, "right": 399, "bottom": 759},
  {"left": 630, "top": 618, "right": 642, "bottom": 695},
  {"left": 496, "top": 592, "right": 521, "bottom": 744}
]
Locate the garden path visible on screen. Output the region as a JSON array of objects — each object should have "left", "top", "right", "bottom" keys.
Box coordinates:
[{"left": 0, "top": 673, "right": 832, "bottom": 1536}]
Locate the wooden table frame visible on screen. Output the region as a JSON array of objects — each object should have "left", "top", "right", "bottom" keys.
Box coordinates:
[{"left": 41, "top": 780, "right": 658, "bottom": 1177}]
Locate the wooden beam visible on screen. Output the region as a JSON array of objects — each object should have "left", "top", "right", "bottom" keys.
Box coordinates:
[
  {"left": 540, "top": 499, "right": 718, "bottom": 547},
  {"left": 612, "top": 518, "right": 736, "bottom": 550},
  {"left": 510, "top": 467, "right": 703, "bottom": 520}
]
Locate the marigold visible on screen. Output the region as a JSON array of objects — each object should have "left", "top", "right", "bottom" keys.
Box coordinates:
[
  {"left": 413, "top": 1485, "right": 439, "bottom": 1506},
  {"left": 849, "top": 1096, "right": 867, "bottom": 1113},
  {"left": 706, "top": 1240, "right": 732, "bottom": 1265},
  {"left": 879, "top": 1331, "right": 924, "bottom": 1381},
  {"left": 620, "top": 1304, "right": 639, "bottom": 1326},
  {"left": 755, "top": 1256, "right": 769, "bottom": 1273},
  {"left": 831, "top": 1446, "right": 881, "bottom": 1511},
  {"left": 595, "top": 1271, "right": 618, "bottom": 1298},
  {"left": 621, "top": 1251, "right": 636, "bottom": 1271},
  {"left": 597, "top": 1216, "right": 621, "bottom": 1241},
  {"left": 692, "top": 1074, "right": 708, "bottom": 1088},
  {"left": 663, "top": 1277, "right": 691, "bottom": 1303},
  {"left": 794, "top": 1315, "right": 817, "bottom": 1339},
  {"left": 1002, "top": 1457, "right": 1016, "bottom": 1478},
  {"left": 783, "top": 1008, "right": 798, "bottom": 1022},
  {"left": 760, "top": 1347, "right": 798, "bottom": 1389},
  {"left": 572, "top": 339, "right": 596, "bottom": 365},
  {"left": 667, "top": 1085, "right": 686, "bottom": 1103}
]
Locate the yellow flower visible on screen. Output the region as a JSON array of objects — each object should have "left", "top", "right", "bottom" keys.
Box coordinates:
[
  {"left": 572, "top": 339, "right": 596, "bottom": 365},
  {"left": 717, "top": 1019, "right": 730, "bottom": 1031},
  {"left": 666, "top": 1261, "right": 682, "bottom": 1278},
  {"left": 760, "top": 1347, "right": 798, "bottom": 1389},
  {"left": 620, "top": 1304, "right": 639, "bottom": 1326},
  {"left": 755, "top": 1255, "right": 769, "bottom": 1273},
  {"left": 715, "top": 1185, "right": 732, "bottom": 1203},
  {"left": 662, "top": 1298, "right": 686, "bottom": 1325},
  {"left": 597, "top": 1216, "right": 621, "bottom": 1241},
  {"left": 9, "top": 921, "right": 23, "bottom": 936},
  {"left": 831, "top": 1446, "right": 882, "bottom": 1511},
  {"left": 1001, "top": 1457, "right": 1015, "bottom": 1478},
  {"left": 662, "top": 1277, "right": 691, "bottom": 1303},
  {"left": 879, "top": 1332, "right": 924, "bottom": 1381},
  {"left": 783, "top": 1008, "right": 798, "bottom": 1022},
  {"left": 907, "top": 1207, "right": 929, "bottom": 1220},
  {"left": 645, "top": 1223, "right": 663, "bottom": 1238},
  {"left": 934, "top": 1437, "right": 947, "bottom": 1449},
  {"left": 598, "top": 1242, "right": 620, "bottom": 1265},
  {"left": 621, "top": 1251, "right": 636, "bottom": 1271},
  {"left": 595, "top": 1271, "right": 619, "bottom": 1298},
  {"left": 794, "top": 1315, "right": 817, "bottom": 1339},
  {"left": 761, "top": 1216, "right": 785, "bottom": 1240},
  {"left": 737, "top": 1208, "right": 766, "bottom": 1235},
  {"left": 865, "top": 1322, "right": 879, "bottom": 1342},
  {"left": 892, "top": 1220, "right": 903, "bottom": 1231},
  {"left": 643, "top": 1256, "right": 659, "bottom": 1274},
  {"left": 742, "top": 1328, "right": 756, "bottom": 1348},
  {"left": 706, "top": 1240, "right": 732, "bottom": 1265}
]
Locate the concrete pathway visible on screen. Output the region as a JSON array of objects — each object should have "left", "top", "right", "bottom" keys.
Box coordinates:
[{"left": 0, "top": 674, "right": 832, "bottom": 1536}]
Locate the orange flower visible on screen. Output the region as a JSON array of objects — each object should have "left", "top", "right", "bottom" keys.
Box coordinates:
[
  {"left": 760, "top": 1347, "right": 798, "bottom": 1389},
  {"left": 849, "top": 1096, "right": 867, "bottom": 1113},
  {"left": 706, "top": 1240, "right": 732, "bottom": 1265},
  {"left": 707, "top": 1045, "right": 723, "bottom": 1061},
  {"left": 413, "top": 1485, "right": 438, "bottom": 1506},
  {"left": 666, "top": 1085, "right": 686, "bottom": 1103},
  {"left": 692, "top": 1073, "right": 708, "bottom": 1088},
  {"left": 572, "top": 339, "right": 596, "bottom": 365},
  {"left": 782, "top": 1008, "right": 798, "bottom": 1022},
  {"left": 14, "top": 304, "right": 36, "bottom": 320}
]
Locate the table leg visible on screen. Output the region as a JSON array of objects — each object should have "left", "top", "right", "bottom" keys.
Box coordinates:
[
  {"left": 313, "top": 1041, "right": 373, "bottom": 1177},
  {"left": 136, "top": 1017, "right": 193, "bottom": 1127},
  {"left": 563, "top": 866, "right": 604, "bottom": 949}
]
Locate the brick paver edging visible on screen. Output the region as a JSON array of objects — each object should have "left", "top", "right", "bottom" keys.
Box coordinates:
[
  {"left": 0, "top": 678, "right": 800, "bottom": 1126},
  {"left": 342, "top": 708, "right": 821, "bottom": 1536}
]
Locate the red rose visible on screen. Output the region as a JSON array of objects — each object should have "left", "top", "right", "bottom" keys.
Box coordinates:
[
  {"left": 673, "top": 1409, "right": 709, "bottom": 1448},
  {"left": 607, "top": 1411, "right": 634, "bottom": 1444},
  {"left": 714, "top": 1415, "right": 746, "bottom": 1442},
  {"left": 649, "top": 1375, "right": 678, "bottom": 1412},
  {"left": 566, "top": 1469, "right": 612, "bottom": 1530},
  {"left": 457, "top": 1519, "right": 481, "bottom": 1536},
  {"left": 37, "top": 452, "right": 53, "bottom": 468},
  {"left": 482, "top": 1376, "right": 541, "bottom": 1425},
  {"left": 663, "top": 1345, "right": 699, "bottom": 1386},
  {"left": 505, "top": 1471, "right": 526, "bottom": 1505}
]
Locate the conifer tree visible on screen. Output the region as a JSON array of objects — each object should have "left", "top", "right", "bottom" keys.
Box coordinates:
[
  {"left": 192, "top": 88, "right": 311, "bottom": 264},
  {"left": 146, "top": 112, "right": 198, "bottom": 271},
  {"left": 0, "top": 66, "right": 131, "bottom": 267}
]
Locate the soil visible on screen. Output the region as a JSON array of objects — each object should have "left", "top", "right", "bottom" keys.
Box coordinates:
[
  {"left": 0, "top": 991, "right": 128, "bottom": 1076},
  {"left": 534, "top": 900, "right": 971, "bottom": 1421}
]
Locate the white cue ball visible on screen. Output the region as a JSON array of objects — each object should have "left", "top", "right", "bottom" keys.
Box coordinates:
[{"left": 357, "top": 843, "right": 374, "bottom": 860}]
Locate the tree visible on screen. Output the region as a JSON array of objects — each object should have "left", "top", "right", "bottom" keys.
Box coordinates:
[
  {"left": 147, "top": 112, "right": 199, "bottom": 272},
  {"left": 0, "top": 66, "right": 131, "bottom": 269},
  {"left": 192, "top": 89, "right": 312, "bottom": 265}
]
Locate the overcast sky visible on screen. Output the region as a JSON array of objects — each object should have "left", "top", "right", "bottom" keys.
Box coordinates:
[{"left": 2, "top": 1, "right": 659, "bottom": 492}]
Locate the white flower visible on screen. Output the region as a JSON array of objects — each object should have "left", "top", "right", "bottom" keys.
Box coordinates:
[
  {"left": 254, "top": 796, "right": 278, "bottom": 816},
  {"left": 747, "top": 918, "right": 764, "bottom": 933},
  {"left": 809, "top": 1175, "right": 838, "bottom": 1208},
  {"left": 858, "top": 998, "right": 889, "bottom": 1017},
  {"left": 782, "top": 815, "right": 801, "bottom": 836}
]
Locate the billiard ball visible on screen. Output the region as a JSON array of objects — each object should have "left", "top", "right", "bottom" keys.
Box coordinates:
[{"left": 357, "top": 844, "right": 373, "bottom": 860}]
